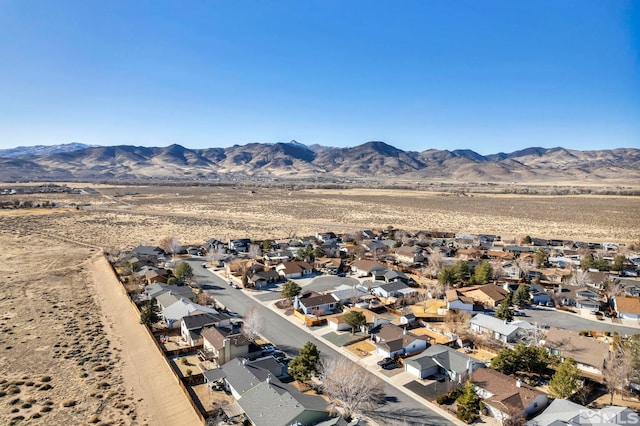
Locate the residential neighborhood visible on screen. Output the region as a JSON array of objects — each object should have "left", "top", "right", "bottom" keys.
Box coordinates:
[{"left": 111, "top": 228, "right": 640, "bottom": 425}]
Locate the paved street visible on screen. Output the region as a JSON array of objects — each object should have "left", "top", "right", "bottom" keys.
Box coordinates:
[
  {"left": 521, "top": 305, "right": 640, "bottom": 336},
  {"left": 185, "top": 258, "right": 455, "bottom": 426}
]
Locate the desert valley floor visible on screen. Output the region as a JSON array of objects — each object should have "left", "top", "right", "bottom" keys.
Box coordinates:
[{"left": 0, "top": 184, "right": 639, "bottom": 425}]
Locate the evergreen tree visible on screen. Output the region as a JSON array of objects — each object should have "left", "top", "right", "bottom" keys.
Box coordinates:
[
  {"left": 140, "top": 300, "right": 160, "bottom": 326},
  {"left": 438, "top": 266, "right": 458, "bottom": 287},
  {"left": 174, "top": 262, "right": 194, "bottom": 282},
  {"left": 288, "top": 342, "right": 321, "bottom": 382},
  {"left": 549, "top": 358, "right": 581, "bottom": 399},
  {"left": 344, "top": 311, "right": 367, "bottom": 334},
  {"left": 534, "top": 248, "right": 547, "bottom": 266},
  {"left": 456, "top": 380, "right": 481, "bottom": 423},
  {"left": 513, "top": 284, "right": 531, "bottom": 307},
  {"left": 281, "top": 280, "right": 302, "bottom": 301},
  {"left": 470, "top": 261, "right": 492, "bottom": 285},
  {"left": 495, "top": 293, "right": 514, "bottom": 321}
]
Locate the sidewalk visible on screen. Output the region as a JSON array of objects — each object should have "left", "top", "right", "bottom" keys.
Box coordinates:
[{"left": 242, "top": 287, "right": 466, "bottom": 426}]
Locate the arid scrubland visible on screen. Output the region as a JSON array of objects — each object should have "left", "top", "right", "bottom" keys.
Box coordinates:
[{"left": 0, "top": 184, "right": 638, "bottom": 425}]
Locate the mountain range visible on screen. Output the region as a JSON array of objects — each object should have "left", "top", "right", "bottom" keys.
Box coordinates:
[{"left": 0, "top": 141, "right": 638, "bottom": 183}]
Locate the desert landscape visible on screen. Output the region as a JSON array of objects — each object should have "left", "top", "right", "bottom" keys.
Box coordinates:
[{"left": 0, "top": 183, "right": 639, "bottom": 425}]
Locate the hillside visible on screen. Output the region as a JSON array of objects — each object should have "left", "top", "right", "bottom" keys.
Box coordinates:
[{"left": 0, "top": 141, "right": 638, "bottom": 184}]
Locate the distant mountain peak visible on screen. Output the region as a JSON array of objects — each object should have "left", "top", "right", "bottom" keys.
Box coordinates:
[{"left": 0, "top": 142, "right": 97, "bottom": 159}]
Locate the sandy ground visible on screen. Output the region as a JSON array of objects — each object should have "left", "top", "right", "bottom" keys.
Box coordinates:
[
  {"left": 0, "top": 184, "right": 638, "bottom": 425},
  {"left": 90, "top": 255, "right": 201, "bottom": 426}
]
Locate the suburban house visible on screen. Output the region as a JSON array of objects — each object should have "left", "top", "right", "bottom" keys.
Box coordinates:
[
  {"left": 219, "top": 358, "right": 331, "bottom": 426},
  {"left": 276, "top": 261, "right": 313, "bottom": 279},
  {"left": 470, "top": 314, "right": 534, "bottom": 344},
  {"left": 329, "top": 284, "right": 369, "bottom": 305},
  {"left": 144, "top": 282, "right": 196, "bottom": 301},
  {"left": 446, "top": 289, "right": 482, "bottom": 313},
  {"left": 471, "top": 368, "right": 548, "bottom": 423},
  {"left": 350, "top": 259, "right": 388, "bottom": 277},
  {"left": 528, "top": 284, "right": 552, "bottom": 305},
  {"left": 525, "top": 398, "right": 638, "bottom": 426},
  {"left": 460, "top": 284, "right": 509, "bottom": 308},
  {"left": 541, "top": 327, "right": 609, "bottom": 377},
  {"left": 314, "top": 257, "right": 342, "bottom": 274},
  {"left": 613, "top": 296, "right": 640, "bottom": 320},
  {"left": 201, "top": 325, "right": 251, "bottom": 366},
  {"left": 394, "top": 245, "right": 426, "bottom": 264},
  {"left": 371, "top": 323, "right": 430, "bottom": 358},
  {"left": 372, "top": 268, "right": 412, "bottom": 284},
  {"left": 294, "top": 291, "right": 339, "bottom": 316},
  {"left": 160, "top": 297, "right": 220, "bottom": 328},
  {"left": 131, "top": 245, "right": 166, "bottom": 262},
  {"left": 404, "top": 344, "right": 484, "bottom": 382},
  {"left": 555, "top": 286, "right": 601, "bottom": 310},
  {"left": 262, "top": 249, "right": 294, "bottom": 264},
  {"left": 370, "top": 281, "right": 417, "bottom": 300},
  {"left": 181, "top": 312, "right": 232, "bottom": 345},
  {"left": 144, "top": 268, "right": 170, "bottom": 284},
  {"left": 246, "top": 269, "right": 281, "bottom": 289}
]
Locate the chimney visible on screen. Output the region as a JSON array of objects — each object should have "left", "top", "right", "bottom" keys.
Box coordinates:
[
  {"left": 516, "top": 379, "right": 522, "bottom": 388},
  {"left": 267, "top": 373, "right": 272, "bottom": 384},
  {"left": 403, "top": 327, "right": 408, "bottom": 335}
]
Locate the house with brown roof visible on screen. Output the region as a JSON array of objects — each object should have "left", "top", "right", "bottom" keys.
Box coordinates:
[
  {"left": 276, "top": 261, "right": 313, "bottom": 279},
  {"left": 294, "top": 291, "right": 339, "bottom": 316},
  {"left": 613, "top": 296, "right": 640, "bottom": 320},
  {"left": 541, "top": 327, "right": 609, "bottom": 377},
  {"left": 201, "top": 325, "right": 252, "bottom": 366},
  {"left": 471, "top": 368, "right": 548, "bottom": 423},
  {"left": 371, "top": 323, "right": 430, "bottom": 358},
  {"left": 393, "top": 245, "right": 426, "bottom": 264},
  {"left": 460, "top": 284, "right": 509, "bottom": 308},
  {"left": 350, "top": 259, "right": 387, "bottom": 277}
]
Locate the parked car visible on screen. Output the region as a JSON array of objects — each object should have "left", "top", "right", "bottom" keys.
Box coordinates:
[{"left": 377, "top": 357, "right": 396, "bottom": 368}]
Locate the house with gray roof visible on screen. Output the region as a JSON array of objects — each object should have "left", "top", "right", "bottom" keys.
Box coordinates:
[
  {"left": 161, "top": 298, "right": 220, "bottom": 328},
  {"left": 371, "top": 323, "right": 430, "bottom": 358},
  {"left": 329, "top": 284, "right": 368, "bottom": 305},
  {"left": 180, "top": 311, "right": 231, "bottom": 345},
  {"left": 404, "top": 344, "right": 484, "bottom": 382},
  {"left": 144, "top": 282, "right": 196, "bottom": 301},
  {"left": 371, "top": 281, "right": 417, "bottom": 299},
  {"left": 220, "top": 358, "right": 331, "bottom": 426},
  {"left": 470, "top": 314, "right": 534, "bottom": 344}
]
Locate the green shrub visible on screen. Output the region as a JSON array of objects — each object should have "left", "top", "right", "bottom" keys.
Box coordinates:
[
  {"left": 579, "top": 330, "right": 588, "bottom": 336},
  {"left": 604, "top": 331, "right": 611, "bottom": 337}
]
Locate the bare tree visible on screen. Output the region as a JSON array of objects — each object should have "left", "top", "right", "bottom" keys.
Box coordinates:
[
  {"left": 491, "top": 261, "right": 505, "bottom": 281},
  {"left": 319, "top": 356, "right": 385, "bottom": 420},
  {"left": 159, "top": 235, "right": 181, "bottom": 256},
  {"left": 566, "top": 268, "right": 592, "bottom": 287},
  {"left": 422, "top": 278, "right": 445, "bottom": 300},
  {"left": 248, "top": 243, "right": 262, "bottom": 259},
  {"left": 604, "top": 280, "right": 625, "bottom": 301},
  {"left": 425, "top": 250, "right": 446, "bottom": 278},
  {"left": 444, "top": 309, "right": 471, "bottom": 337},
  {"left": 603, "top": 340, "right": 637, "bottom": 405},
  {"left": 241, "top": 305, "right": 265, "bottom": 341},
  {"left": 197, "top": 291, "right": 216, "bottom": 307},
  {"left": 515, "top": 257, "right": 535, "bottom": 279}
]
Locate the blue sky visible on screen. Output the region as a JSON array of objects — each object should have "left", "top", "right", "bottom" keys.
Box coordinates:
[{"left": 0, "top": 1, "right": 638, "bottom": 154}]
